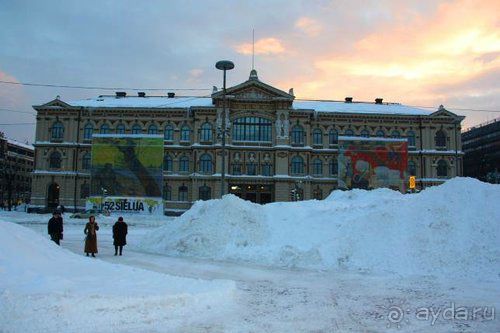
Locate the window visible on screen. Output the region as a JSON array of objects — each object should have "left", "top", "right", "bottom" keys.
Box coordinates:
[
  {"left": 291, "top": 156, "right": 304, "bottom": 175},
  {"left": 49, "top": 151, "right": 62, "bottom": 169},
  {"left": 132, "top": 124, "right": 142, "bottom": 134},
  {"left": 179, "top": 156, "right": 189, "bottom": 172},
  {"left": 199, "top": 153, "right": 212, "bottom": 174},
  {"left": 262, "top": 163, "right": 272, "bottom": 176},
  {"left": 391, "top": 130, "right": 401, "bottom": 138},
  {"left": 178, "top": 185, "right": 188, "bottom": 201},
  {"left": 408, "top": 160, "right": 416, "bottom": 176},
  {"left": 375, "top": 130, "right": 385, "bottom": 137},
  {"left": 407, "top": 131, "right": 416, "bottom": 147},
  {"left": 181, "top": 125, "right": 191, "bottom": 142},
  {"left": 435, "top": 130, "right": 446, "bottom": 148},
  {"left": 200, "top": 122, "right": 213, "bottom": 142},
  {"left": 360, "top": 129, "right": 370, "bottom": 138},
  {"left": 291, "top": 125, "right": 305, "bottom": 145},
  {"left": 116, "top": 124, "right": 126, "bottom": 134},
  {"left": 164, "top": 154, "right": 173, "bottom": 172},
  {"left": 437, "top": 159, "right": 448, "bottom": 177},
  {"left": 313, "top": 128, "right": 323, "bottom": 146},
  {"left": 312, "top": 158, "right": 323, "bottom": 176},
  {"left": 232, "top": 117, "right": 272, "bottom": 142},
  {"left": 344, "top": 129, "right": 354, "bottom": 136},
  {"left": 100, "top": 123, "right": 111, "bottom": 134},
  {"left": 84, "top": 123, "right": 93, "bottom": 140},
  {"left": 329, "top": 129, "right": 338, "bottom": 145},
  {"left": 246, "top": 162, "right": 257, "bottom": 175},
  {"left": 148, "top": 124, "right": 158, "bottom": 134},
  {"left": 82, "top": 153, "right": 91, "bottom": 170},
  {"left": 199, "top": 186, "right": 211, "bottom": 201},
  {"left": 80, "top": 183, "right": 90, "bottom": 199},
  {"left": 329, "top": 159, "right": 338, "bottom": 175},
  {"left": 163, "top": 185, "right": 172, "bottom": 201},
  {"left": 51, "top": 122, "right": 64, "bottom": 140},
  {"left": 232, "top": 163, "right": 242, "bottom": 175},
  {"left": 164, "top": 124, "right": 174, "bottom": 141}
]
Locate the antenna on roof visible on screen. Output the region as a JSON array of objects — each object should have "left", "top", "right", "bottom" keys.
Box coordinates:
[{"left": 252, "top": 28, "right": 255, "bottom": 70}]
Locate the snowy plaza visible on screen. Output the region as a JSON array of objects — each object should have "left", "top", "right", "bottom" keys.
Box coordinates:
[{"left": 0, "top": 178, "right": 499, "bottom": 332}]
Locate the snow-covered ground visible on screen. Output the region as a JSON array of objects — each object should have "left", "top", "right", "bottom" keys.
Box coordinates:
[{"left": 1, "top": 177, "right": 499, "bottom": 332}]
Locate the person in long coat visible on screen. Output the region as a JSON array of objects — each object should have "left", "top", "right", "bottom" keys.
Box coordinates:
[
  {"left": 112, "top": 216, "right": 128, "bottom": 256},
  {"left": 84, "top": 215, "right": 99, "bottom": 257},
  {"left": 47, "top": 211, "right": 63, "bottom": 245}
]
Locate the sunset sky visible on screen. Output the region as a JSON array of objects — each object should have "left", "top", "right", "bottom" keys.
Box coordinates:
[{"left": 0, "top": 0, "right": 499, "bottom": 142}]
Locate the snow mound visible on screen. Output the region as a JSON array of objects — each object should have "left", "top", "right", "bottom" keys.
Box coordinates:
[
  {"left": 0, "top": 221, "right": 235, "bottom": 332},
  {"left": 140, "top": 178, "right": 500, "bottom": 279}
]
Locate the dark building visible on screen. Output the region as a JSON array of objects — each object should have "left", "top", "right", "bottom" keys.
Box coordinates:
[
  {"left": 0, "top": 135, "right": 34, "bottom": 210},
  {"left": 462, "top": 118, "right": 500, "bottom": 183}
]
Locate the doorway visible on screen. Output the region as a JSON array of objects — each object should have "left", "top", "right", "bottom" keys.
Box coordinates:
[
  {"left": 229, "top": 184, "right": 274, "bottom": 204},
  {"left": 47, "top": 183, "right": 60, "bottom": 209}
]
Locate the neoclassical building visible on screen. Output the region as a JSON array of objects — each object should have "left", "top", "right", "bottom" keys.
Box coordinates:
[{"left": 30, "top": 70, "right": 465, "bottom": 213}]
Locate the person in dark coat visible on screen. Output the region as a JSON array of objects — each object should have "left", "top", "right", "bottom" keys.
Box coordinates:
[
  {"left": 47, "top": 211, "right": 63, "bottom": 245},
  {"left": 84, "top": 215, "right": 99, "bottom": 257},
  {"left": 112, "top": 216, "right": 128, "bottom": 256}
]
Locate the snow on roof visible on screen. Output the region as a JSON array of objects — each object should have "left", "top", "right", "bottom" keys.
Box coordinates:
[
  {"left": 7, "top": 139, "right": 34, "bottom": 150},
  {"left": 67, "top": 95, "right": 432, "bottom": 116},
  {"left": 68, "top": 96, "right": 214, "bottom": 108},
  {"left": 293, "top": 100, "right": 432, "bottom": 116}
]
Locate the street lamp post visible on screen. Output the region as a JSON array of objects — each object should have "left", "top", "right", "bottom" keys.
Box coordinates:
[{"left": 215, "top": 60, "right": 234, "bottom": 198}]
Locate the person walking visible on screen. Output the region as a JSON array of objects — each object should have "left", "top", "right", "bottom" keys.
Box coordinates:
[
  {"left": 112, "top": 216, "right": 128, "bottom": 256},
  {"left": 47, "top": 211, "right": 63, "bottom": 245},
  {"left": 84, "top": 215, "right": 99, "bottom": 257}
]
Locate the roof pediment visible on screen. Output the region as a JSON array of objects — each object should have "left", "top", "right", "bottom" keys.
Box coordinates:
[
  {"left": 429, "top": 105, "right": 464, "bottom": 120},
  {"left": 35, "top": 98, "right": 72, "bottom": 109}
]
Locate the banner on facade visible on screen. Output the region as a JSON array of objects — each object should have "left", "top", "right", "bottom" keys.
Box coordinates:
[
  {"left": 86, "top": 196, "right": 163, "bottom": 215},
  {"left": 337, "top": 136, "right": 408, "bottom": 193}
]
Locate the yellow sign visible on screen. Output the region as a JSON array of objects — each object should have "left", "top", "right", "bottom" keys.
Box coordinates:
[{"left": 409, "top": 176, "right": 416, "bottom": 189}]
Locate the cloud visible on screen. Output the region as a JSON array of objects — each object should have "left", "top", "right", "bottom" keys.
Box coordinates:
[
  {"left": 235, "top": 37, "right": 285, "bottom": 55},
  {"left": 295, "top": 17, "right": 322, "bottom": 37}
]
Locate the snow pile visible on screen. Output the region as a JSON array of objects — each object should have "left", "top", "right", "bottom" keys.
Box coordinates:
[
  {"left": 0, "top": 221, "right": 235, "bottom": 332},
  {"left": 140, "top": 178, "right": 500, "bottom": 279}
]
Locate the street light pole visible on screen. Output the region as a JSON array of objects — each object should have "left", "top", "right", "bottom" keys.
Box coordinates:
[{"left": 215, "top": 60, "right": 234, "bottom": 198}]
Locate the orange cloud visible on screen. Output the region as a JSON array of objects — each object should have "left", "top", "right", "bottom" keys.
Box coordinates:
[
  {"left": 295, "top": 17, "right": 322, "bottom": 37},
  {"left": 235, "top": 37, "right": 285, "bottom": 55}
]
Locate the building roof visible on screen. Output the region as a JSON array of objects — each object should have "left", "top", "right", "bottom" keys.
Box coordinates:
[
  {"left": 66, "top": 95, "right": 434, "bottom": 116},
  {"left": 6, "top": 139, "right": 34, "bottom": 151}
]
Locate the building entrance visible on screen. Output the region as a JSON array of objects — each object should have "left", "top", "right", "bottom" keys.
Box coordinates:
[
  {"left": 229, "top": 184, "right": 273, "bottom": 204},
  {"left": 47, "top": 182, "right": 60, "bottom": 209}
]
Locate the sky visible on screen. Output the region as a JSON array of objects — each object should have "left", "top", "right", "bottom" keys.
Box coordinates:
[{"left": 0, "top": 0, "right": 499, "bottom": 143}]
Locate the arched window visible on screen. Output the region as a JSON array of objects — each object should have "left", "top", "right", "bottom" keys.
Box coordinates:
[
  {"left": 178, "top": 185, "right": 188, "bottom": 201},
  {"left": 131, "top": 124, "right": 142, "bottom": 134},
  {"left": 262, "top": 163, "right": 272, "bottom": 176},
  {"left": 100, "top": 123, "right": 110, "bottom": 134},
  {"left": 80, "top": 183, "right": 90, "bottom": 199},
  {"left": 291, "top": 125, "right": 305, "bottom": 145},
  {"left": 232, "top": 163, "right": 242, "bottom": 175},
  {"left": 163, "top": 154, "right": 173, "bottom": 172},
  {"left": 246, "top": 162, "right": 257, "bottom": 175},
  {"left": 329, "top": 129, "right": 338, "bottom": 145},
  {"left": 291, "top": 156, "right": 304, "bottom": 175},
  {"left": 179, "top": 156, "right": 189, "bottom": 172},
  {"left": 148, "top": 124, "right": 158, "bottom": 134},
  {"left": 376, "top": 130, "right": 385, "bottom": 137},
  {"left": 232, "top": 117, "right": 272, "bottom": 142},
  {"left": 199, "top": 153, "right": 212, "bottom": 174},
  {"left": 200, "top": 122, "right": 213, "bottom": 142},
  {"left": 437, "top": 159, "right": 448, "bottom": 177},
  {"left": 406, "top": 130, "right": 416, "bottom": 147},
  {"left": 199, "top": 185, "right": 211, "bottom": 201},
  {"left": 163, "top": 185, "right": 172, "bottom": 201},
  {"left": 51, "top": 122, "right": 64, "bottom": 140},
  {"left": 181, "top": 125, "right": 191, "bottom": 142},
  {"left": 312, "top": 158, "right": 323, "bottom": 176},
  {"left": 360, "top": 129, "right": 370, "bottom": 138},
  {"left": 82, "top": 153, "right": 91, "bottom": 170},
  {"left": 116, "top": 124, "right": 126, "bottom": 134},
  {"left": 313, "top": 128, "right": 323, "bottom": 145},
  {"left": 344, "top": 129, "right": 354, "bottom": 136},
  {"left": 408, "top": 160, "right": 416, "bottom": 176},
  {"left": 49, "top": 151, "right": 62, "bottom": 169},
  {"left": 329, "top": 159, "right": 338, "bottom": 175},
  {"left": 435, "top": 130, "right": 446, "bottom": 147},
  {"left": 164, "top": 124, "right": 174, "bottom": 141},
  {"left": 391, "top": 130, "right": 401, "bottom": 138},
  {"left": 83, "top": 123, "right": 93, "bottom": 140}
]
